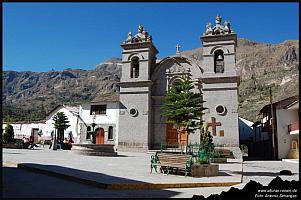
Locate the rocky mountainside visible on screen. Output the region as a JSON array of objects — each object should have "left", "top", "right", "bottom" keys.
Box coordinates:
[{"left": 2, "top": 39, "right": 299, "bottom": 122}]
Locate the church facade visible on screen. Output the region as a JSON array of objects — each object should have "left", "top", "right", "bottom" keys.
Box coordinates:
[{"left": 118, "top": 16, "right": 240, "bottom": 155}]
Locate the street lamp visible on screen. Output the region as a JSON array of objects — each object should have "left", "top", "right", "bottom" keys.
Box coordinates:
[
  {"left": 52, "top": 129, "right": 57, "bottom": 150},
  {"left": 91, "top": 112, "right": 96, "bottom": 144}
]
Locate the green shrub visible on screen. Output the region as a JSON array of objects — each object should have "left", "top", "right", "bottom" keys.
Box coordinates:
[{"left": 3, "top": 124, "right": 15, "bottom": 144}]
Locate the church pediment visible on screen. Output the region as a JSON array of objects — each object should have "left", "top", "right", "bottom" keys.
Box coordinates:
[{"left": 151, "top": 56, "right": 203, "bottom": 82}]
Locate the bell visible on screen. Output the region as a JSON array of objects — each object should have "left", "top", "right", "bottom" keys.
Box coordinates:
[{"left": 217, "top": 54, "right": 223, "bottom": 61}]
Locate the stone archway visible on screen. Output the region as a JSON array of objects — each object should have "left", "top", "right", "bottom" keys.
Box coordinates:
[
  {"left": 95, "top": 128, "right": 104, "bottom": 144},
  {"left": 150, "top": 56, "right": 204, "bottom": 149}
]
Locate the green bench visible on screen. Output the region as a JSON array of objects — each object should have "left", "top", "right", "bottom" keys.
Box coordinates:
[{"left": 151, "top": 152, "right": 193, "bottom": 176}]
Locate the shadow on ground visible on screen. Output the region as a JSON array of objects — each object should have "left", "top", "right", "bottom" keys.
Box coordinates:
[
  {"left": 229, "top": 171, "right": 298, "bottom": 177},
  {"left": 18, "top": 163, "right": 150, "bottom": 185},
  {"left": 3, "top": 166, "right": 180, "bottom": 198}
]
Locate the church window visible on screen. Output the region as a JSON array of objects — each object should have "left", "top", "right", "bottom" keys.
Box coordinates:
[
  {"left": 108, "top": 126, "right": 113, "bottom": 140},
  {"left": 129, "top": 108, "right": 138, "bottom": 117},
  {"left": 90, "top": 105, "right": 106, "bottom": 115},
  {"left": 214, "top": 50, "right": 224, "bottom": 73},
  {"left": 216, "top": 105, "right": 226, "bottom": 115},
  {"left": 130, "top": 56, "right": 139, "bottom": 78}
]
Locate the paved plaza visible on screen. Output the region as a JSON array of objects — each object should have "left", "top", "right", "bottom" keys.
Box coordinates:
[{"left": 2, "top": 147, "right": 299, "bottom": 198}]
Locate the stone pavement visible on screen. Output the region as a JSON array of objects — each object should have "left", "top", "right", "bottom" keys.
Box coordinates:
[{"left": 2, "top": 147, "right": 299, "bottom": 197}]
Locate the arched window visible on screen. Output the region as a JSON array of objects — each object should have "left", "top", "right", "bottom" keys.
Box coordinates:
[
  {"left": 108, "top": 126, "right": 113, "bottom": 140},
  {"left": 214, "top": 50, "right": 224, "bottom": 73},
  {"left": 130, "top": 56, "right": 139, "bottom": 78},
  {"left": 86, "top": 126, "right": 91, "bottom": 139}
]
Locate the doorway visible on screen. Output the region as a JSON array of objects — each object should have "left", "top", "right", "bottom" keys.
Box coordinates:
[
  {"left": 166, "top": 123, "right": 178, "bottom": 147},
  {"left": 31, "top": 128, "right": 39, "bottom": 143},
  {"left": 95, "top": 128, "right": 104, "bottom": 144}
]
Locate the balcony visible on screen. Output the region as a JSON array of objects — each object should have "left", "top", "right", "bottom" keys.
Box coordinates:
[{"left": 288, "top": 121, "right": 299, "bottom": 135}]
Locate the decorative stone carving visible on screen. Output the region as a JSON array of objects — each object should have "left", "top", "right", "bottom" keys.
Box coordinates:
[
  {"left": 203, "top": 15, "right": 234, "bottom": 36},
  {"left": 125, "top": 32, "right": 133, "bottom": 43},
  {"left": 224, "top": 21, "right": 232, "bottom": 34},
  {"left": 205, "top": 22, "right": 213, "bottom": 35},
  {"left": 124, "top": 24, "right": 152, "bottom": 44},
  {"left": 169, "top": 64, "right": 186, "bottom": 74}
]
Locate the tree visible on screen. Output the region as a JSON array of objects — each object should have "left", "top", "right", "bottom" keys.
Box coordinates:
[
  {"left": 161, "top": 75, "right": 207, "bottom": 143},
  {"left": 3, "top": 124, "right": 14, "bottom": 144},
  {"left": 52, "top": 112, "right": 70, "bottom": 141}
]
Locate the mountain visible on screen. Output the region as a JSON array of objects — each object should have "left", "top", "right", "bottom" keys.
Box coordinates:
[{"left": 2, "top": 39, "right": 299, "bottom": 122}]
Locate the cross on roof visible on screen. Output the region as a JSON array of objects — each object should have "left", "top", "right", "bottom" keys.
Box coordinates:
[
  {"left": 208, "top": 117, "right": 221, "bottom": 136},
  {"left": 176, "top": 44, "right": 181, "bottom": 54}
]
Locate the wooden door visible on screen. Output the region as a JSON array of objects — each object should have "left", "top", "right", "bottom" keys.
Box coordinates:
[
  {"left": 95, "top": 128, "right": 104, "bottom": 144},
  {"left": 32, "top": 128, "right": 39, "bottom": 143},
  {"left": 166, "top": 123, "right": 178, "bottom": 146},
  {"left": 178, "top": 129, "right": 188, "bottom": 146}
]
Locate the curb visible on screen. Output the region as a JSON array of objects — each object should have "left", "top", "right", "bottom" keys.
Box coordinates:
[
  {"left": 2, "top": 161, "right": 18, "bottom": 168},
  {"left": 17, "top": 163, "right": 240, "bottom": 190}
]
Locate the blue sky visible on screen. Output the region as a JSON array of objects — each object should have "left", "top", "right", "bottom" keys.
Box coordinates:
[{"left": 3, "top": 2, "right": 299, "bottom": 72}]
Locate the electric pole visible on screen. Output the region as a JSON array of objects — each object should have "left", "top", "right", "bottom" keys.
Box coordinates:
[{"left": 269, "top": 87, "right": 276, "bottom": 160}]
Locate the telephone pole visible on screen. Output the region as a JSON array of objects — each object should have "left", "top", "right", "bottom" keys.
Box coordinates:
[{"left": 269, "top": 87, "right": 276, "bottom": 160}]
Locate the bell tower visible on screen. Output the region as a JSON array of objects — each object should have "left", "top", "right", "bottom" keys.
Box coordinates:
[
  {"left": 118, "top": 24, "right": 158, "bottom": 151},
  {"left": 200, "top": 16, "right": 240, "bottom": 155}
]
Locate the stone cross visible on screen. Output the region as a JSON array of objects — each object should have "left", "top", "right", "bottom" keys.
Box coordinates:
[
  {"left": 208, "top": 117, "right": 221, "bottom": 136},
  {"left": 176, "top": 44, "right": 181, "bottom": 54}
]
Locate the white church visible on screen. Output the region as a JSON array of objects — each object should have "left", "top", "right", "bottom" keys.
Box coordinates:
[{"left": 3, "top": 16, "right": 243, "bottom": 155}]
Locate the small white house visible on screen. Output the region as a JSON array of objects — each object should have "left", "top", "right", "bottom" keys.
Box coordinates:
[{"left": 78, "top": 94, "right": 119, "bottom": 148}]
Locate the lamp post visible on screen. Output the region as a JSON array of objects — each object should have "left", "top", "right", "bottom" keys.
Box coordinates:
[
  {"left": 52, "top": 129, "right": 57, "bottom": 150},
  {"left": 90, "top": 112, "right": 96, "bottom": 144}
]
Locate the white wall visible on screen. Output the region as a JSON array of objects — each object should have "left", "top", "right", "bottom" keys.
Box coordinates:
[
  {"left": 44, "top": 107, "right": 79, "bottom": 142},
  {"left": 276, "top": 109, "right": 299, "bottom": 159},
  {"left": 3, "top": 123, "right": 45, "bottom": 140},
  {"left": 80, "top": 102, "right": 119, "bottom": 124}
]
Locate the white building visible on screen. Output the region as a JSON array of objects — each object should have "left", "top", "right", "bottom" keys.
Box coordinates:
[
  {"left": 3, "top": 94, "right": 120, "bottom": 147},
  {"left": 2, "top": 121, "right": 45, "bottom": 143},
  {"left": 258, "top": 95, "right": 299, "bottom": 159},
  {"left": 43, "top": 105, "right": 81, "bottom": 142},
  {"left": 77, "top": 94, "right": 119, "bottom": 149},
  {"left": 275, "top": 99, "right": 299, "bottom": 159}
]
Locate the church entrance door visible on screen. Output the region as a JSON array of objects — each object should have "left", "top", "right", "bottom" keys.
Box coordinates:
[
  {"left": 166, "top": 123, "right": 179, "bottom": 147},
  {"left": 95, "top": 128, "right": 104, "bottom": 144},
  {"left": 178, "top": 129, "right": 188, "bottom": 147}
]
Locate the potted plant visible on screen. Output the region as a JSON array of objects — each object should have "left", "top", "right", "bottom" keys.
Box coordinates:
[{"left": 191, "top": 124, "right": 219, "bottom": 177}]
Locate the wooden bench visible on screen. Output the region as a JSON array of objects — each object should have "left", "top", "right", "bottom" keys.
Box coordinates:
[
  {"left": 151, "top": 152, "right": 193, "bottom": 176},
  {"left": 215, "top": 149, "right": 234, "bottom": 158}
]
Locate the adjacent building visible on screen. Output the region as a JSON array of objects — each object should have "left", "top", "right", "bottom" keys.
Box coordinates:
[{"left": 257, "top": 95, "right": 299, "bottom": 159}]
